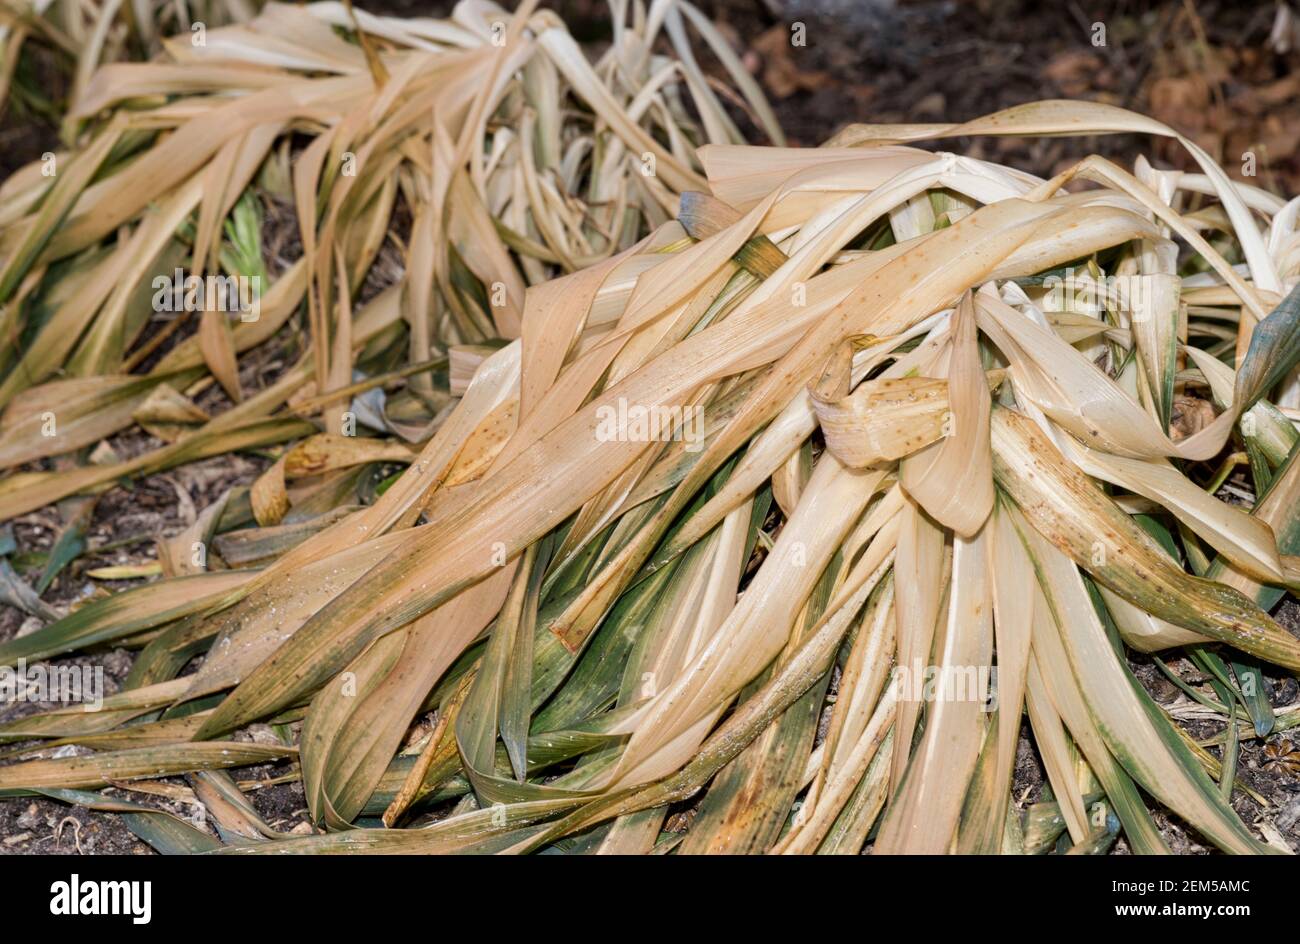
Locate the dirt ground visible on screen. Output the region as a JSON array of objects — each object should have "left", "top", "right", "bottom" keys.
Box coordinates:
[{"left": 1, "top": 0, "right": 1298, "bottom": 854}]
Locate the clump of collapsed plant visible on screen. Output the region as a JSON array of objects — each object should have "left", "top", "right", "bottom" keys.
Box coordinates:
[{"left": 0, "top": 1, "right": 1299, "bottom": 855}]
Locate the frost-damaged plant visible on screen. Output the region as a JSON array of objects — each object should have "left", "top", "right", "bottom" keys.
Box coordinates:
[
  {"left": 0, "top": 0, "right": 780, "bottom": 512},
  {"left": 0, "top": 0, "right": 258, "bottom": 121},
  {"left": 2, "top": 91, "right": 1300, "bottom": 854}
]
